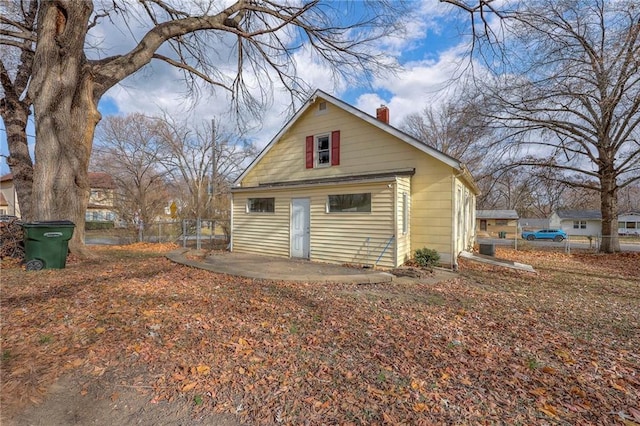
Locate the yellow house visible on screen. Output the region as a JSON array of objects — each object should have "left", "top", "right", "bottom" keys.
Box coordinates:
[
  {"left": 0, "top": 173, "right": 22, "bottom": 217},
  {"left": 231, "top": 90, "right": 479, "bottom": 268},
  {"left": 476, "top": 209, "right": 519, "bottom": 238}
]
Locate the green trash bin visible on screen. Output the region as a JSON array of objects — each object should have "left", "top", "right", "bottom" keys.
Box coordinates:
[
  {"left": 498, "top": 231, "right": 507, "bottom": 239},
  {"left": 22, "top": 220, "right": 75, "bottom": 270}
]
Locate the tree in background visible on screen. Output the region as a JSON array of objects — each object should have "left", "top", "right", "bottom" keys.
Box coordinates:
[
  {"left": 447, "top": 0, "right": 640, "bottom": 252},
  {"left": 157, "top": 115, "right": 256, "bottom": 222},
  {"left": 400, "top": 97, "right": 491, "bottom": 177},
  {"left": 0, "top": 0, "right": 404, "bottom": 256},
  {"left": 0, "top": 0, "right": 36, "bottom": 221},
  {"left": 92, "top": 114, "right": 170, "bottom": 233}
]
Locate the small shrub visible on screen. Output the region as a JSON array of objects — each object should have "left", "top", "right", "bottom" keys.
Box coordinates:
[{"left": 414, "top": 247, "right": 440, "bottom": 268}]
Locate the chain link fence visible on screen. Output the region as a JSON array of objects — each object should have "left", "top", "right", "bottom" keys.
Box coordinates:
[
  {"left": 476, "top": 233, "right": 640, "bottom": 254},
  {"left": 85, "top": 219, "right": 230, "bottom": 250}
]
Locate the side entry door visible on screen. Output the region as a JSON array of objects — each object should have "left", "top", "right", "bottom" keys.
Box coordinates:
[{"left": 291, "top": 198, "right": 310, "bottom": 259}]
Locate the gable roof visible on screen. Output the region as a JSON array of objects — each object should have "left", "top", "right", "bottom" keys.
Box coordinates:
[
  {"left": 476, "top": 209, "right": 519, "bottom": 220},
  {"left": 554, "top": 209, "right": 602, "bottom": 220},
  {"left": 234, "top": 89, "right": 479, "bottom": 194}
]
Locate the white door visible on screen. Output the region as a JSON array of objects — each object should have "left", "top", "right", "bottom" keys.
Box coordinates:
[{"left": 291, "top": 198, "right": 310, "bottom": 259}]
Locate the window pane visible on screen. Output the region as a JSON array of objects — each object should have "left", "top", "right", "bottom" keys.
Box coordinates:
[
  {"left": 248, "top": 198, "right": 275, "bottom": 213},
  {"left": 628, "top": 222, "right": 637, "bottom": 229},
  {"left": 316, "top": 135, "right": 330, "bottom": 165},
  {"left": 328, "top": 193, "right": 371, "bottom": 213},
  {"left": 496, "top": 219, "right": 508, "bottom": 226}
]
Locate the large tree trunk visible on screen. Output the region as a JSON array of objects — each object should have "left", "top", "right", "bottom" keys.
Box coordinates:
[
  {"left": 29, "top": 2, "right": 99, "bottom": 257},
  {"left": 599, "top": 164, "right": 620, "bottom": 253},
  {"left": 0, "top": 101, "right": 34, "bottom": 221}
]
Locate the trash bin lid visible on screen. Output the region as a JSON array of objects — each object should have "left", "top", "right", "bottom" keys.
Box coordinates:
[{"left": 22, "top": 220, "right": 75, "bottom": 227}]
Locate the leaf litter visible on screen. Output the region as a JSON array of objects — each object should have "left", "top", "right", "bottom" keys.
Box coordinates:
[{"left": 1, "top": 244, "right": 638, "bottom": 424}]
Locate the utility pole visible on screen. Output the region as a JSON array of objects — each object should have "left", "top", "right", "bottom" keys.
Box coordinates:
[{"left": 210, "top": 118, "right": 217, "bottom": 216}]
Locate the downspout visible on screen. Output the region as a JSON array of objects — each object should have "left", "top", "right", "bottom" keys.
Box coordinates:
[
  {"left": 451, "top": 174, "right": 456, "bottom": 270},
  {"left": 229, "top": 194, "right": 234, "bottom": 251},
  {"left": 392, "top": 180, "right": 398, "bottom": 267}
]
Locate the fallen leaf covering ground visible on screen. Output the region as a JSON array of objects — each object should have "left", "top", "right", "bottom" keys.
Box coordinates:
[{"left": 1, "top": 244, "right": 639, "bottom": 425}]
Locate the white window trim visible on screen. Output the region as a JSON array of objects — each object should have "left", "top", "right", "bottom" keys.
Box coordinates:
[{"left": 315, "top": 133, "right": 331, "bottom": 168}]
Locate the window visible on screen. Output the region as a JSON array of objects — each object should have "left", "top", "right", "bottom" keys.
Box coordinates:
[
  {"left": 306, "top": 131, "right": 340, "bottom": 168},
  {"left": 328, "top": 193, "right": 371, "bottom": 213},
  {"left": 496, "top": 219, "right": 508, "bottom": 226},
  {"left": 573, "top": 220, "right": 586, "bottom": 229},
  {"left": 92, "top": 211, "right": 99, "bottom": 221},
  {"left": 402, "top": 192, "right": 408, "bottom": 234},
  {"left": 627, "top": 221, "right": 637, "bottom": 229},
  {"left": 318, "top": 101, "right": 327, "bottom": 112},
  {"left": 316, "top": 134, "right": 331, "bottom": 166},
  {"left": 247, "top": 198, "right": 275, "bottom": 213}
]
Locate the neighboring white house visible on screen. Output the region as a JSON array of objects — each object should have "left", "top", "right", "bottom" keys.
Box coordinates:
[
  {"left": 549, "top": 210, "right": 602, "bottom": 236},
  {"left": 231, "top": 89, "right": 479, "bottom": 268},
  {"left": 618, "top": 212, "right": 640, "bottom": 236}
]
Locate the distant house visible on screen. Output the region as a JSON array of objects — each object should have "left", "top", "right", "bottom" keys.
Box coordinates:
[
  {"left": 0, "top": 172, "right": 117, "bottom": 223},
  {"left": 0, "top": 173, "right": 20, "bottom": 217},
  {"left": 618, "top": 212, "right": 640, "bottom": 236},
  {"left": 549, "top": 210, "right": 602, "bottom": 236},
  {"left": 476, "top": 210, "right": 519, "bottom": 238},
  {"left": 231, "top": 89, "right": 479, "bottom": 268},
  {"left": 85, "top": 173, "right": 117, "bottom": 223}
]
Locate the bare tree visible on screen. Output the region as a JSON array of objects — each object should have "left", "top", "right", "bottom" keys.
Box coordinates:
[
  {"left": 0, "top": 0, "right": 404, "bottom": 255},
  {"left": 92, "top": 114, "right": 170, "bottom": 233},
  {"left": 476, "top": 168, "right": 537, "bottom": 216},
  {"left": 0, "top": 0, "right": 37, "bottom": 221},
  {"left": 446, "top": 0, "right": 640, "bottom": 252},
  {"left": 157, "top": 115, "right": 256, "bottom": 220},
  {"left": 400, "top": 97, "right": 490, "bottom": 176}
]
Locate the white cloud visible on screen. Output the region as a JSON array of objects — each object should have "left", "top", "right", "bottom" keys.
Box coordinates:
[{"left": 355, "top": 48, "right": 474, "bottom": 127}]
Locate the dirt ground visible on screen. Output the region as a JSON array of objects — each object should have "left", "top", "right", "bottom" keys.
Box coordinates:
[
  {"left": 4, "top": 369, "right": 243, "bottom": 426},
  {"left": 1, "top": 244, "right": 638, "bottom": 425}
]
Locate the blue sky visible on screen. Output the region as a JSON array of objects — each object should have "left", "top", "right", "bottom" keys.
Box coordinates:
[{"left": 0, "top": 1, "right": 472, "bottom": 176}]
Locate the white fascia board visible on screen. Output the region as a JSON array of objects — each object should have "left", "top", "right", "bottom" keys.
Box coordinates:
[{"left": 234, "top": 89, "right": 466, "bottom": 185}]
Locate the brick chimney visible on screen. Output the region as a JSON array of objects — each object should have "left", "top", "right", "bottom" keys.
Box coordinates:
[{"left": 376, "top": 105, "right": 389, "bottom": 124}]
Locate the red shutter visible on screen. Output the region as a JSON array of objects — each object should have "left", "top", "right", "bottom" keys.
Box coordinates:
[
  {"left": 331, "top": 130, "right": 340, "bottom": 166},
  {"left": 305, "top": 135, "right": 314, "bottom": 168}
]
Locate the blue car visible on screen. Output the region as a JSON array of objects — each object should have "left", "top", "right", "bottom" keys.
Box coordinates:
[{"left": 521, "top": 229, "right": 567, "bottom": 242}]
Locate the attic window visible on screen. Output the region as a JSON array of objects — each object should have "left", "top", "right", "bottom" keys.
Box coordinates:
[
  {"left": 316, "top": 134, "right": 330, "bottom": 166},
  {"left": 318, "top": 101, "right": 327, "bottom": 111},
  {"left": 305, "top": 131, "right": 340, "bottom": 168}
]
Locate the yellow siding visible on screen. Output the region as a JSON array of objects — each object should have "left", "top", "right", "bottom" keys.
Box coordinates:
[
  {"left": 232, "top": 196, "right": 291, "bottom": 258},
  {"left": 232, "top": 182, "right": 397, "bottom": 268},
  {"left": 237, "top": 95, "right": 478, "bottom": 267}
]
